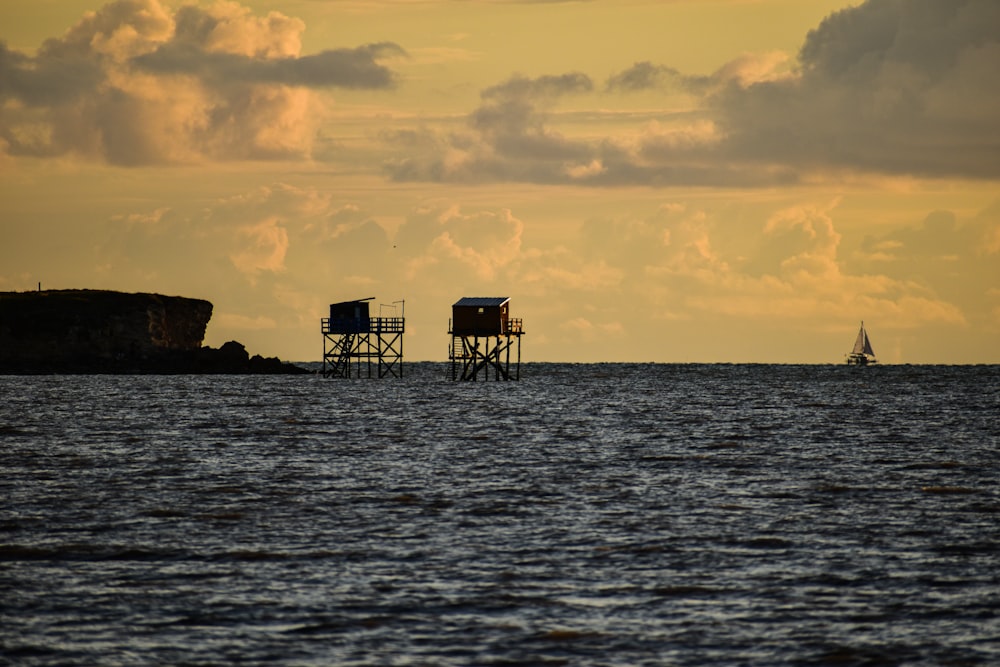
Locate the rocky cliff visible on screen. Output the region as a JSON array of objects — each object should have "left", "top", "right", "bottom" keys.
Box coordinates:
[{"left": 0, "top": 289, "right": 307, "bottom": 374}]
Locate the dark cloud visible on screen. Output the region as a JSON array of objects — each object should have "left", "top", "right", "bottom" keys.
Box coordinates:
[
  {"left": 386, "top": 72, "right": 599, "bottom": 184},
  {"left": 799, "top": 0, "right": 999, "bottom": 81},
  {"left": 0, "top": 41, "right": 105, "bottom": 106},
  {"left": 470, "top": 73, "right": 592, "bottom": 147},
  {"left": 605, "top": 61, "right": 685, "bottom": 92},
  {"left": 717, "top": 0, "right": 1000, "bottom": 179},
  {"left": 469, "top": 100, "right": 591, "bottom": 161},
  {"left": 132, "top": 42, "right": 404, "bottom": 89},
  {"left": 481, "top": 72, "right": 592, "bottom": 99}
]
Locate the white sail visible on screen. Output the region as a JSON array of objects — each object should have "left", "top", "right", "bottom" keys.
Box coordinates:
[
  {"left": 848, "top": 321, "right": 876, "bottom": 363},
  {"left": 851, "top": 325, "right": 866, "bottom": 355},
  {"left": 861, "top": 330, "right": 875, "bottom": 356},
  {"left": 851, "top": 325, "right": 867, "bottom": 354}
]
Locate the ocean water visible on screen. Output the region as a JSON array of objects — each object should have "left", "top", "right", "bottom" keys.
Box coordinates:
[{"left": 1, "top": 363, "right": 998, "bottom": 666}]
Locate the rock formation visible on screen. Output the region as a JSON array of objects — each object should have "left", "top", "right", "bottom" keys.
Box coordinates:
[{"left": 0, "top": 289, "right": 308, "bottom": 374}]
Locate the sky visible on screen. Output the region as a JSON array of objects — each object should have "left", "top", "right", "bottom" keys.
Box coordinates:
[{"left": 2, "top": 0, "right": 998, "bottom": 364}]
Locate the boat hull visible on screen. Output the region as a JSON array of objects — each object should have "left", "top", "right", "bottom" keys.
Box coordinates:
[{"left": 846, "top": 353, "right": 876, "bottom": 366}]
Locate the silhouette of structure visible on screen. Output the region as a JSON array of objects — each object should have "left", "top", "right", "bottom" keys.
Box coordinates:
[
  {"left": 322, "top": 298, "right": 404, "bottom": 378},
  {"left": 448, "top": 297, "right": 524, "bottom": 381},
  {"left": 845, "top": 320, "right": 877, "bottom": 366}
]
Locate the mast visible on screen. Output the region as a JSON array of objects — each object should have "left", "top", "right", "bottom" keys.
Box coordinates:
[
  {"left": 852, "top": 321, "right": 867, "bottom": 355},
  {"left": 861, "top": 324, "right": 875, "bottom": 356},
  {"left": 847, "top": 320, "right": 877, "bottom": 364}
]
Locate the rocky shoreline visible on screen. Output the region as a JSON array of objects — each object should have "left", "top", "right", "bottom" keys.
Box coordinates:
[{"left": 0, "top": 289, "right": 309, "bottom": 375}]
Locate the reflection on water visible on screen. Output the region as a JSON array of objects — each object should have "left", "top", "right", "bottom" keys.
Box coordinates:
[{"left": 2, "top": 363, "right": 999, "bottom": 665}]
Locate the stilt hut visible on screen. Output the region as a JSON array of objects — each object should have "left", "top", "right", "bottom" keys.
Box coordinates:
[
  {"left": 448, "top": 297, "right": 524, "bottom": 381},
  {"left": 322, "top": 297, "right": 404, "bottom": 378}
]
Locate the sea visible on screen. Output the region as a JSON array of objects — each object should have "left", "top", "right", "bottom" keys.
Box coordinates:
[{"left": 2, "top": 363, "right": 998, "bottom": 666}]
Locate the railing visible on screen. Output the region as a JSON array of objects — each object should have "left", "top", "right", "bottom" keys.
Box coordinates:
[
  {"left": 322, "top": 317, "right": 405, "bottom": 334},
  {"left": 372, "top": 317, "right": 404, "bottom": 334},
  {"left": 448, "top": 317, "right": 525, "bottom": 336}
]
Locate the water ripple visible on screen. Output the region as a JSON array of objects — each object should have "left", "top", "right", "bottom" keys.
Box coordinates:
[{"left": 2, "top": 364, "right": 999, "bottom": 666}]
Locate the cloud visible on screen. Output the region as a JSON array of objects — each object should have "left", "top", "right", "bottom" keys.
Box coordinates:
[
  {"left": 384, "top": 59, "right": 802, "bottom": 187},
  {"left": 846, "top": 202, "right": 1000, "bottom": 323},
  {"left": 133, "top": 41, "right": 404, "bottom": 89},
  {"left": 481, "top": 72, "right": 592, "bottom": 100},
  {"left": 230, "top": 217, "right": 290, "bottom": 277},
  {"left": 0, "top": 0, "right": 403, "bottom": 164},
  {"left": 386, "top": 71, "right": 600, "bottom": 184},
  {"left": 388, "top": 0, "right": 1000, "bottom": 186},
  {"left": 747, "top": 200, "right": 842, "bottom": 280},
  {"left": 168, "top": 1, "right": 305, "bottom": 58},
  {"left": 606, "top": 53, "right": 790, "bottom": 95},
  {"left": 395, "top": 204, "right": 525, "bottom": 282},
  {"left": 716, "top": 0, "right": 1000, "bottom": 179},
  {"left": 606, "top": 61, "right": 684, "bottom": 93},
  {"left": 25, "top": 175, "right": 993, "bottom": 359},
  {"left": 537, "top": 197, "right": 974, "bottom": 333},
  {"left": 0, "top": 42, "right": 105, "bottom": 107},
  {"left": 470, "top": 73, "right": 595, "bottom": 165}
]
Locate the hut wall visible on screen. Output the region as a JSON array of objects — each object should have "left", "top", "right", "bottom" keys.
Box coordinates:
[
  {"left": 328, "top": 301, "right": 371, "bottom": 333},
  {"left": 452, "top": 304, "right": 508, "bottom": 336}
]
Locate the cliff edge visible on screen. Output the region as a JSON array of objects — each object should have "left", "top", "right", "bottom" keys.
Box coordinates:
[{"left": 0, "top": 289, "right": 307, "bottom": 374}]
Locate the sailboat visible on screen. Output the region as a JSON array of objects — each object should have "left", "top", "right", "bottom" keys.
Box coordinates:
[{"left": 846, "top": 321, "right": 877, "bottom": 365}]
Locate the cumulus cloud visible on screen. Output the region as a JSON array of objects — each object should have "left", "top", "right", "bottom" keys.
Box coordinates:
[
  {"left": 393, "top": 204, "right": 525, "bottom": 283},
  {"left": 606, "top": 53, "right": 790, "bottom": 95},
  {"left": 43, "top": 177, "right": 995, "bottom": 359},
  {"left": 97, "top": 182, "right": 530, "bottom": 315},
  {"left": 386, "top": 68, "right": 770, "bottom": 187},
  {"left": 388, "top": 0, "right": 1000, "bottom": 186},
  {"left": 632, "top": 202, "right": 969, "bottom": 331},
  {"left": 384, "top": 59, "right": 802, "bottom": 187},
  {"left": 748, "top": 200, "right": 842, "bottom": 280},
  {"left": 387, "top": 72, "right": 598, "bottom": 183},
  {"left": 230, "top": 217, "right": 290, "bottom": 277},
  {"left": 0, "top": 0, "right": 403, "bottom": 164},
  {"left": 847, "top": 203, "right": 1000, "bottom": 323},
  {"left": 716, "top": 0, "right": 1000, "bottom": 179}
]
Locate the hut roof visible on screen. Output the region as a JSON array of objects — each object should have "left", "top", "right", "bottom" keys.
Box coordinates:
[
  {"left": 330, "top": 297, "right": 375, "bottom": 307},
  {"left": 453, "top": 297, "right": 509, "bottom": 307}
]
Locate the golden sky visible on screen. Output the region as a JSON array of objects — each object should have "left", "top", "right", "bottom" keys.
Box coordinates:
[{"left": 2, "top": 0, "right": 998, "bottom": 363}]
